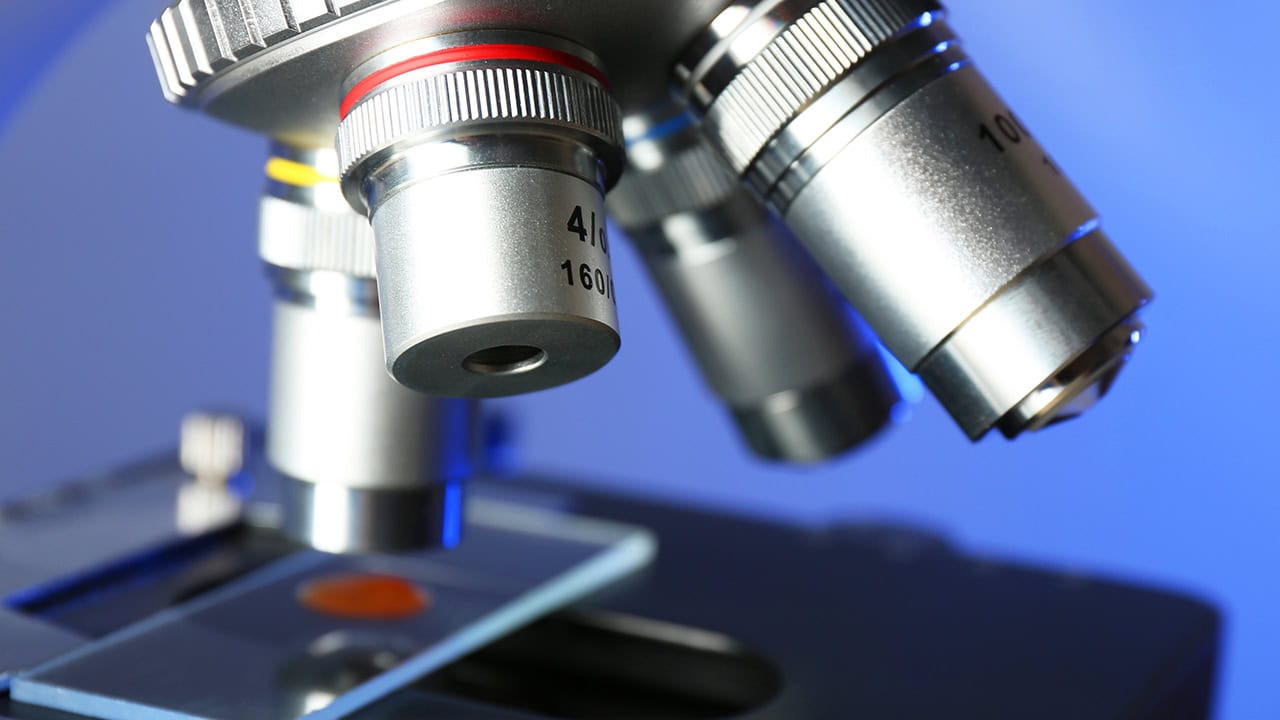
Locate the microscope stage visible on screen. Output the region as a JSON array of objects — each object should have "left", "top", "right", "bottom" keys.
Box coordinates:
[{"left": 7, "top": 499, "right": 652, "bottom": 720}]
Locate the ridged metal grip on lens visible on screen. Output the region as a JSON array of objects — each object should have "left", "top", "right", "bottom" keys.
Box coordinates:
[
  {"left": 147, "top": 0, "right": 386, "bottom": 102},
  {"left": 146, "top": 0, "right": 735, "bottom": 147},
  {"left": 337, "top": 65, "right": 622, "bottom": 199},
  {"left": 259, "top": 197, "right": 376, "bottom": 277},
  {"left": 607, "top": 139, "right": 739, "bottom": 227},
  {"left": 688, "top": 0, "right": 941, "bottom": 172},
  {"left": 259, "top": 142, "right": 377, "bottom": 278}
]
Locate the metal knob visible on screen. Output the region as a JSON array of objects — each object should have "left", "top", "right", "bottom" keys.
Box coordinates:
[
  {"left": 179, "top": 411, "right": 245, "bottom": 487},
  {"left": 177, "top": 411, "right": 246, "bottom": 534}
]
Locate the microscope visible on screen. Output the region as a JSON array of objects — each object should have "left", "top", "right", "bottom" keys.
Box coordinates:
[{"left": 0, "top": 1, "right": 1219, "bottom": 718}]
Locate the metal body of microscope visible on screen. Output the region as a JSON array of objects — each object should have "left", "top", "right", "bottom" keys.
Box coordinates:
[{"left": 0, "top": 2, "right": 1202, "bottom": 719}]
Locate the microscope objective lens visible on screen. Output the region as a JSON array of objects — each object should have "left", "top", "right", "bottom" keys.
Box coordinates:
[{"left": 675, "top": 0, "right": 1152, "bottom": 439}]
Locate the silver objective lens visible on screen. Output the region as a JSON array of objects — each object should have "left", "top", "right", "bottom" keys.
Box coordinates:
[
  {"left": 261, "top": 144, "right": 476, "bottom": 553},
  {"left": 336, "top": 32, "right": 626, "bottom": 397},
  {"left": 609, "top": 108, "right": 901, "bottom": 462},
  {"left": 677, "top": 1, "right": 1152, "bottom": 439}
]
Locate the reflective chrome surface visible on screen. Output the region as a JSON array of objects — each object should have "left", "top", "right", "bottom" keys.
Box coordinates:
[
  {"left": 998, "top": 318, "right": 1143, "bottom": 438},
  {"left": 914, "top": 230, "right": 1150, "bottom": 439},
  {"left": 731, "top": 356, "right": 901, "bottom": 461},
  {"left": 262, "top": 145, "right": 476, "bottom": 552},
  {"left": 280, "top": 476, "right": 466, "bottom": 553},
  {"left": 266, "top": 295, "right": 476, "bottom": 491},
  {"left": 610, "top": 107, "right": 900, "bottom": 461}
]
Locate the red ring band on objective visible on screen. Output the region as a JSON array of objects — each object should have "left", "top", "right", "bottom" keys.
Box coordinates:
[{"left": 340, "top": 43, "right": 610, "bottom": 119}]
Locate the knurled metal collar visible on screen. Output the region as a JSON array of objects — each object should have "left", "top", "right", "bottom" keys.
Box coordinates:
[
  {"left": 608, "top": 117, "right": 741, "bottom": 230},
  {"left": 147, "top": 0, "right": 388, "bottom": 102},
  {"left": 676, "top": 0, "right": 943, "bottom": 173},
  {"left": 608, "top": 141, "right": 740, "bottom": 229},
  {"left": 259, "top": 195, "right": 377, "bottom": 278},
  {"left": 259, "top": 145, "right": 377, "bottom": 278},
  {"left": 336, "top": 60, "right": 624, "bottom": 185}
]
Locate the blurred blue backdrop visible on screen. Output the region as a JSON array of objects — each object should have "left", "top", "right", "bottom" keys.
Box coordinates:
[{"left": 1, "top": 1, "right": 1276, "bottom": 717}]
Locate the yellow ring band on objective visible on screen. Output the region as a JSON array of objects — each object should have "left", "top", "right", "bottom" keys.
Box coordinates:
[{"left": 265, "top": 157, "right": 339, "bottom": 187}]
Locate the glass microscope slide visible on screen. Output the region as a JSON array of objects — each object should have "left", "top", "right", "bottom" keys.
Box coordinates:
[{"left": 12, "top": 499, "right": 656, "bottom": 720}]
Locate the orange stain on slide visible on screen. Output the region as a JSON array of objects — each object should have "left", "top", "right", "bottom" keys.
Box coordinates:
[{"left": 298, "top": 573, "right": 431, "bottom": 620}]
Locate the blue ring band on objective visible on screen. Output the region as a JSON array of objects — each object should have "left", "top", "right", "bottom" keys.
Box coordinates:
[{"left": 625, "top": 111, "right": 695, "bottom": 146}]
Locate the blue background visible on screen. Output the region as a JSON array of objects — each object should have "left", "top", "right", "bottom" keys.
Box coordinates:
[{"left": 1, "top": 1, "right": 1276, "bottom": 717}]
